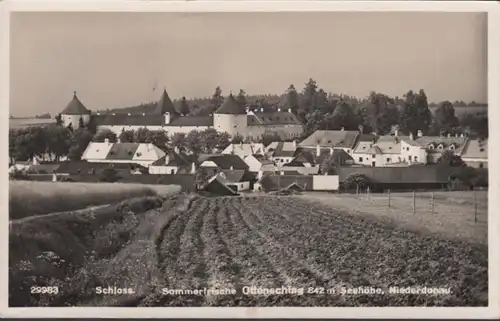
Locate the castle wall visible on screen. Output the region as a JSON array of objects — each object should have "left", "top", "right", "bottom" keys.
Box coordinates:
[
  {"left": 62, "top": 114, "right": 91, "bottom": 129},
  {"left": 213, "top": 114, "right": 247, "bottom": 138}
]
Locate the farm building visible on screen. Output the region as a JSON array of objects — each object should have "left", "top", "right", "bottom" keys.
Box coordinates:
[
  {"left": 149, "top": 149, "right": 197, "bottom": 174},
  {"left": 221, "top": 142, "right": 266, "bottom": 158},
  {"left": 212, "top": 170, "right": 251, "bottom": 192},
  {"left": 460, "top": 138, "right": 488, "bottom": 168},
  {"left": 243, "top": 154, "right": 275, "bottom": 172},
  {"left": 82, "top": 140, "right": 166, "bottom": 167},
  {"left": 198, "top": 154, "right": 249, "bottom": 171},
  {"left": 265, "top": 141, "right": 299, "bottom": 164},
  {"left": 203, "top": 174, "right": 240, "bottom": 196}
]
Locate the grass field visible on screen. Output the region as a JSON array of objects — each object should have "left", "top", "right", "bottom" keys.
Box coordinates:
[
  {"left": 300, "top": 190, "right": 488, "bottom": 245},
  {"left": 9, "top": 194, "right": 488, "bottom": 307},
  {"left": 9, "top": 181, "right": 181, "bottom": 220}
]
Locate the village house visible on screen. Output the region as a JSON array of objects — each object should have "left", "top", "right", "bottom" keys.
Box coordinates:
[
  {"left": 299, "top": 129, "right": 362, "bottom": 155},
  {"left": 265, "top": 141, "right": 299, "bottom": 164},
  {"left": 243, "top": 154, "right": 275, "bottom": 172},
  {"left": 460, "top": 138, "right": 488, "bottom": 168},
  {"left": 60, "top": 90, "right": 303, "bottom": 140},
  {"left": 148, "top": 148, "right": 197, "bottom": 174},
  {"left": 221, "top": 142, "right": 266, "bottom": 158},
  {"left": 81, "top": 140, "right": 166, "bottom": 167},
  {"left": 197, "top": 154, "right": 249, "bottom": 171}
]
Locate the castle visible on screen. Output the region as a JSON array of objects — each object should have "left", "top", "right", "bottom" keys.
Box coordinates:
[{"left": 61, "top": 89, "right": 304, "bottom": 140}]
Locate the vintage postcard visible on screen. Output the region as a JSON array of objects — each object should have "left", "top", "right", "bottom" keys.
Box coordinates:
[{"left": 2, "top": 0, "right": 499, "bottom": 319}]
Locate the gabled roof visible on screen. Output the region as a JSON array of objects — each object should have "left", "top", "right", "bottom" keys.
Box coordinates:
[
  {"left": 133, "top": 143, "right": 166, "bottom": 161},
  {"left": 154, "top": 89, "right": 179, "bottom": 116},
  {"left": 247, "top": 111, "right": 301, "bottom": 126},
  {"left": 414, "top": 136, "right": 468, "bottom": 154},
  {"left": 215, "top": 94, "right": 246, "bottom": 115},
  {"left": 82, "top": 142, "right": 114, "bottom": 160},
  {"left": 61, "top": 92, "right": 90, "bottom": 115},
  {"left": 299, "top": 130, "right": 359, "bottom": 148},
  {"left": 205, "top": 175, "right": 239, "bottom": 196},
  {"left": 202, "top": 154, "right": 249, "bottom": 170},
  {"left": 270, "top": 142, "right": 298, "bottom": 157},
  {"left": 151, "top": 150, "right": 193, "bottom": 167},
  {"left": 460, "top": 138, "right": 488, "bottom": 159},
  {"left": 105, "top": 143, "right": 140, "bottom": 160},
  {"left": 221, "top": 143, "right": 266, "bottom": 157}
]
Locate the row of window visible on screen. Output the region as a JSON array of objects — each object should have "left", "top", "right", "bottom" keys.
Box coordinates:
[{"left": 357, "top": 155, "right": 419, "bottom": 163}]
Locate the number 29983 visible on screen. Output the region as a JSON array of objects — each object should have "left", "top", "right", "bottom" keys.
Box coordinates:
[{"left": 30, "top": 286, "right": 59, "bottom": 295}]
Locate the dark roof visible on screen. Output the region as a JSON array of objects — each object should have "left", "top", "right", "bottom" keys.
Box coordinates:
[
  {"left": 204, "top": 175, "right": 239, "bottom": 196},
  {"left": 203, "top": 154, "right": 249, "bottom": 170},
  {"left": 169, "top": 115, "right": 213, "bottom": 127},
  {"left": 56, "top": 161, "right": 143, "bottom": 174},
  {"left": 151, "top": 151, "right": 192, "bottom": 167},
  {"left": 154, "top": 89, "right": 179, "bottom": 116},
  {"left": 248, "top": 112, "right": 301, "bottom": 126},
  {"left": 61, "top": 92, "right": 90, "bottom": 115},
  {"left": 300, "top": 130, "right": 360, "bottom": 148},
  {"left": 219, "top": 169, "right": 247, "bottom": 182},
  {"left": 272, "top": 142, "right": 298, "bottom": 157},
  {"left": 215, "top": 94, "right": 246, "bottom": 115},
  {"left": 106, "top": 143, "right": 140, "bottom": 160},
  {"left": 93, "top": 114, "right": 163, "bottom": 126}
]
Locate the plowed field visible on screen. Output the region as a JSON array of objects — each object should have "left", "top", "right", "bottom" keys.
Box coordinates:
[{"left": 10, "top": 195, "right": 488, "bottom": 307}]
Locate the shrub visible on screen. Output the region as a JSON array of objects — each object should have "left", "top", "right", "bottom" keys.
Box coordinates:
[{"left": 99, "top": 168, "right": 120, "bottom": 183}]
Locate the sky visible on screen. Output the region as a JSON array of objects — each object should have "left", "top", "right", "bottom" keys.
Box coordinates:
[{"left": 10, "top": 11, "right": 487, "bottom": 117}]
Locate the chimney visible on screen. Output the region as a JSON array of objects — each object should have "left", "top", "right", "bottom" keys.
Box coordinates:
[
  {"left": 455, "top": 133, "right": 459, "bottom": 138},
  {"left": 164, "top": 112, "right": 171, "bottom": 124},
  {"left": 257, "top": 170, "right": 263, "bottom": 180},
  {"left": 447, "top": 133, "right": 451, "bottom": 138},
  {"left": 245, "top": 106, "right": 250, "bottom": 114},
  {"left": 104, "top": 138, "right": 110, "bottom": 144},
  {"left": 417, "top": 130, "right": 423, "bottom": 138},
  {"left": 164, "top": 155, "right": 170, "bottom": 165},
  {"left": 341, "top": 127, "right": 344, "bottom": 131},
  {"left": 292, "top": 140, "right": 297, "bottom": 148},
  {"left": 329, "top": 147, "right": 334, "bottom": 156},
  {"left": 112, "top": 113, "right": 116, "bottom": 115},
  {"left": 316, "top": 144, "right": 321, "bottom": 157},
  {"left": 358, "top": 124, "right": 364, "bottom": 134},
  {"left": 117, "top": 138, "right": 121, "bottom": 144},
  {"left": 190, "top": 162, "right": 196, "bottom": 174},
  {"left": 394, "top": 129, "right": 399, "bottom": 137},
  {"left": 142, "top": 113, "right": 145, "bottom": 116},
  {"left": 174, "top": 146, "right": 180, "bottom": 154},
  {"left": 277, "top": 108, "right": 281, "bottom": 112},
  {"left": 260, "top": 108, "right": 264, "bottom": 112},
  {"left": 288, "top": 108, "right": 291, "bottom": 113},
  {"left": 460, "top": 133, "right": 464, "bottom": 138},
  {"left": 230, "top": 165, "right": 234, "bottom": 170},
  {"left": 409, "top": 132, "right": 414, "bottom": 141},
  {"left": 96, "top": 112, "right": 100, "bottom": 115},
  {"left": 127, "top": 113, "right": 131, "bottom": 116}
]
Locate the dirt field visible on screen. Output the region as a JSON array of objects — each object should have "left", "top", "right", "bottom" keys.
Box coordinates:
[
  {"left": 9, "top": 195, "right": 488, "bottom": 307},
  {"left": 299, "top": 191, "right": 488, "bottom": 245},
  {"left": 9, "top": 181, "right": 181, "bottom": 220}
]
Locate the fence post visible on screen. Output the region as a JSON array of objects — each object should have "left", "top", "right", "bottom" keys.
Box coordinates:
[
  {"left": 413, "top": 189, "right": 416, "bottom": 215},
  {"left": 388, "top": 189, "right": 391, "bottom": 212},
  {"left": 473, "top": 190, "right": 477, "bottom": 223},
  {"left": 431, "top": 191, "right": 435, "bottom": 215}
]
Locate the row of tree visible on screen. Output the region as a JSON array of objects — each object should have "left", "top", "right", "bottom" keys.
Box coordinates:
[{"left": 100, "top": 78, "right": 488, "bottom": 140}]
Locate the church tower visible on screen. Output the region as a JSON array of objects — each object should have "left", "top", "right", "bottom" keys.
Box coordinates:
[
  {"left": 60, "top": 91, "right": 91, "bottom": 129},
  {"left": 213, "top": 94, "right": 248, "bottom": 138}
]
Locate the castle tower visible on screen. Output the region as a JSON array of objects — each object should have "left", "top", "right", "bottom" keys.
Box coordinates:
[
  {"left": 155, "top": 88, "right": 179, "bottom": 125},
  {"left": 60, "top": 91, "right": 91, "bottom": 129},
  {"left": 213, "top": 94, "right": 248, "bottom": 138}
]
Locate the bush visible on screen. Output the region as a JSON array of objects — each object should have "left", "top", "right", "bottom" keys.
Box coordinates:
[{"left": 99, "top": 168, "right": 120, "bottom": 183}]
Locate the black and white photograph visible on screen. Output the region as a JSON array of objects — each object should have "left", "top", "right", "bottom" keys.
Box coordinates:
[{"left": 3, "top": 0, "right": 498, "bottom": 317}]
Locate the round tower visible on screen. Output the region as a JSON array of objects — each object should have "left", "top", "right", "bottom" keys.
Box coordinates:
[
  {"left": 213, "top": 94, "right": 248, "bottom": 138},
  {"left": 60, "top": 91, "right": 91, "bottom": 129}
]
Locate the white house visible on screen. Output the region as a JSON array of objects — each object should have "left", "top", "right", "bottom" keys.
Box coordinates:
[
  {"left": 460, "top": 138, "right": 488, "bottom": 168},
  {"left": 149, "top": 149, "right": 197, "bottom": 174},
  {"left": 81, "top": 140, "right": 166, "bottom": 167},
  {"left": 243, "top": 154, "right": 275, "bottom": 172},
  {"left": 221, "top": 142, "right": 266, "bottom": 158}
]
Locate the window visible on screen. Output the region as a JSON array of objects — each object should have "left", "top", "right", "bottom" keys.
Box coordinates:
[
  {"left": 438, "top": 144, "right": 444, "bottom": 150},
  {"left": 358, "top": 157, "right": 363, "bottom": 162},
  {"left": 428, "top": 144, "right": 435, "bottom": 150},
  {"left": 386, "top": 158, "right": 391, "bottom": 163},
  {"left": 170, "top": 169, "right": 175, "bottom": 174},
  {"left": 449, "top": 145, "right": 455, "bottom": 151},
  {"left": 408, "top": 156, "right": 411, "bottom": 161},
  {"left": 480, "top": 148, "right": 485, "bottom": 152},
  {"left": 406, "top": 147, "right": 410, "bottom": 151},
  {"left": 414, "top": 156, "right": 418, "bottom": 161},
  {"left": 372, "top": 154, "right": 376, "bottom": 158},
  {"left": 479, "top": 163, "right": 484, "bottom": 168}
]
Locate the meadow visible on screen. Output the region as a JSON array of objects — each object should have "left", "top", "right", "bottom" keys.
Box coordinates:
[
  {"left": 9, "top": 194, "right": 488, "bottom": 307},
  {"left": 9, "top": 180, "right": 181, "bottom": 220}
]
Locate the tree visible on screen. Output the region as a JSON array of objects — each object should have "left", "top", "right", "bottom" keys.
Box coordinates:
[
  {"left": 329, "top": 100, "right": 359, "bottom": 130},
  {"left": 231, "top": 134, "right": 244, "bottom": 144},
  {"left": 260, "top": 132, "right": 282, "bottom": 146},
  {"left": 459, "top": 112, "right": 488, "bottom": 139},
  {"left": 302, "top": 78, "right": 318, "bottom": 112},
  {"left": 67, "top": 128, "right": 93, "bottom": 160},
  {"left": 44, "top": 124, "right": 71, "bottom": 161},
  {"left": 343, "top": 173, "right": 371, "bottom": 193},
  {"left": 118, "top": 129, "right": 135, "bottom": 143},
  {"left": 185, "top": 130, "right": 203, "bottom": 155},
  {"left": 236, "top": 89, "right": 247, "bottom": 108},
  {"left": 400, "top": 89, "right": 432, "bottom": 135},
  {"left": 319, "top": 155, "right": 338, "bottom": 175},
  {"left": 432, "top": 101, "right": 459, "bottom": 135},
  {"left": 55, "top": 113, "right": 63, "bottom": 126},
  {"left": 194, "top": 168, "right": 210, "bottom": 191},
  {"left": 208, "top": 86, "right": 224, "bottom": 114},
  {"left": 93, "top": 129, "right": 117, "bottom": 143},
  {"left": 438, "top": 150, "right": 466, "bottom": 167},
  {"left": 180, "top": 96, "right": 190, "bottom": 116},
  {"left": 78, "top": 116, "right": 85, "bottom": 129},
  {"left": 283, "top": 84, "right": 300, "bottom": 114},
  {"left": 314, "top": 89, "right": 329, "bottom": 113},
  {"left": 66, "top": 122, "right": 74, "bottom": 132},
  {"left": 133, "top": 128, "right": 151, "bottom": 143},
  {"left": 170, "top": 133, "right": 187, "bottom": 152},
  {"left": 366, "top": 91, "right": 398, "bottom": 135},
  {"left": 145, "top": 130, "right": 169, "bottom": 150}
]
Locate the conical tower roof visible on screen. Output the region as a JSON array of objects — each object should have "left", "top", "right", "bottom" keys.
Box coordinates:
[
  {"left": 154, "top": 89, "right": 179, "bottom": 116},
  {"left": 61, "top": 91, "right": 90, "bottom": 115},
  {"left": 215, "top": 94, "right": 246, "bottom": 115}
]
